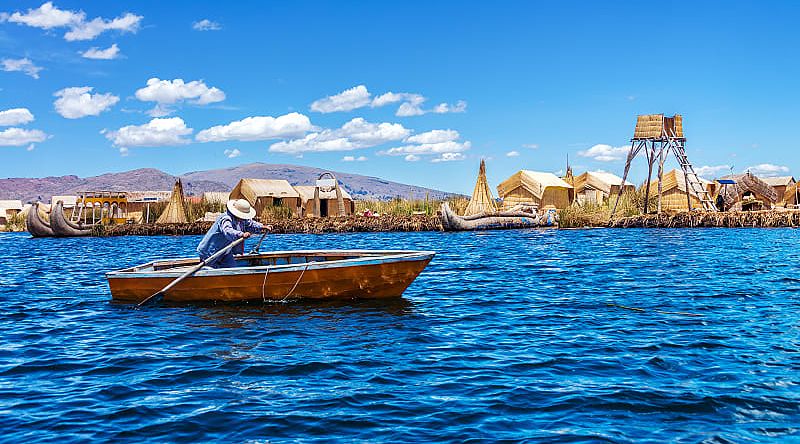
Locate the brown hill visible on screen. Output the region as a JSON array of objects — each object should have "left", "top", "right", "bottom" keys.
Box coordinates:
[{"left": 0, "top": 163, "right": 456, "bottom": 203}]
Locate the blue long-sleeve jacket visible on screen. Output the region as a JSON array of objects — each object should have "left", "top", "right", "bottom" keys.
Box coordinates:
[{"left": 197, "top": 210, "right": 263, "bottom": 259}]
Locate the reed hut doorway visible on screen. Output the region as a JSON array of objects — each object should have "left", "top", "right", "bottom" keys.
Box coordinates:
[{"left": 320, "top": 199, "right": 329, "bottom": 217}]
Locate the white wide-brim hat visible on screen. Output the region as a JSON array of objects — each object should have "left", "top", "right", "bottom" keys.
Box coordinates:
[{"left": 227, "top": 198, "right": 256, "bottom": 220}]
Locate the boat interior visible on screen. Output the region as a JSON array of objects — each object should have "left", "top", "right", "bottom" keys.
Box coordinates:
[{"left": 125, "top": 250, "right": 414, "bottom": 273}]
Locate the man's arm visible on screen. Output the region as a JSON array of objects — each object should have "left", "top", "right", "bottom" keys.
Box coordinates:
[
  {"left": 244, "top": 219, "right": 264, "bottom": 233},
  {"left": 220, "top": 217, "right": 245, "bottom": 240}
]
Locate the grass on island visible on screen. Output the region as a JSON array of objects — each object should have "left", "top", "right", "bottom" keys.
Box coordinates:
[
  {"left": 558, "top": 189, "right": 657, "bottom": 228},
  {"left": 355, "top": 196, "right": 468, "bottom": 216}
]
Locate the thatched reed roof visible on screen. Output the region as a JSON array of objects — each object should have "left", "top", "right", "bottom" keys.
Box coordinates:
[
  {"left": 230, "top": 179, "right": 300, "bottom": 203},
  {"left": 648, "top": 169, "right": 711, "bottom": 198},
  {"left": 464, "top": 159, "right": 498, "bottom": 216},
  {"left": 497, "top": 170, "right": 573, "bottom": 199},
  {"left": 0, "top": 200, "right": 23, "bottom": 211},
  {"left": 51, "top": 195, "right": 77, "bottom": 208},
  {"left": 717, "top": 172, "right": 778, "bottom": 206},
  {"left": 760, "top": 176, "right": 795, "bottom": 187},
  {"left": 573, "top": 171, "right": 634, "bottom": 195},
  {"left": 294, "top": 185, "right": 352, "bottom": 202},
  {"left": 156, "top": 179, "right": 189, "bottom": 224}
]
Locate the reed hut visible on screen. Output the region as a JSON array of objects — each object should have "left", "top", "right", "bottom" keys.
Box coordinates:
[
  {"left": 760, "top": 176, "right": 795, "bottom": 207},
  {"left": 646, "top": 169, "right": 716, "bottom": 212},
  {"left": 156, "top": 180, "right": 189, "bottom": 224},
  {"left": 464, "top": 159, "right": 498, "bottom": 216},
  {"left": 783, "top": 183, "right": 800, "bottom": 208},
  {"left": 716, "top": 172, "right": 778, "bottom": 211},
  {"left": 229, "top": 178, "right": 301, "bottom": 217},
  {"left": 0, "top": 200, "right": 23, "bottom": 225},
  {"left": 294, "top": 185, "right": 354, "bottom": 217},
  {"left": 573, "top": 171, "right": 634, "bottom": 205},
  {"left": 497, "top": 170, "right": 574, "bottom": 210}
]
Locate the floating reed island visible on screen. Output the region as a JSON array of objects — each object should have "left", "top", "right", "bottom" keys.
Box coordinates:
[
  {"left": 95, "top": 215, "right": 443, "bottom": 237},
  {"left": 609, "top": 210, "right": 800, "bottom": 228}
]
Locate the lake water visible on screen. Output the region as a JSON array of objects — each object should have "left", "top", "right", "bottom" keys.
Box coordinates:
[{"left": 1, "top": 229, "right": 799, "bottom": 442}]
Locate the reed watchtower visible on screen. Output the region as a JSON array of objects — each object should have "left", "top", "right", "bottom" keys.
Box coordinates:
[{"left": 610, "top": 114, "right": 716, "bottom": 217}]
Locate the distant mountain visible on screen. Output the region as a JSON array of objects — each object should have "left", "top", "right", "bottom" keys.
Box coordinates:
[
  {"left": 0, "top": 163, "right": 458, "bottom": 203},
  {"left": 182, "top": 163, "right": 456, "bottom": 201}
]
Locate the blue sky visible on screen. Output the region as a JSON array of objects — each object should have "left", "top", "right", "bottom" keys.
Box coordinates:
[{"left": 0, "top": 1, "right": 797, "bottom": 194}]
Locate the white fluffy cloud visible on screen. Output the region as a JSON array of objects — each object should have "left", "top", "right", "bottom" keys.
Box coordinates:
[
  {"left": 4, "top": 2, "right": 82, "bottom": 29},
  {"left": 135, "top": 78, "right": 225, "bottom": 116},
  {"left": 0, "top": 127, "right": 48, "bottom": 146},
  {"left": 196, "top": 112, "right": 314, "bottom": 142},
  {"left": 506, "top": 150, "right": 520, "bottom": 157},
  {"left": 382, "top": 129, "right": 471, "bottom": 162},
  {"left": 80, "top": 43, "right": 120, "bottom": 60},
  {"left": 432, "top": 152, "right": 466, "bottom": 163},
  {"left": 270, "top": 117, "right": 410, "bottom": 154},
  {"left": 193, "top": 19, "right": 221, "bottom": 31},
  {"left": 406, "top": 129, "right": 459, "bottom": 144},
  {"left": 4, "top": 2, "right": 142, "bottom": 41},
  {"left": 103, "top": 117, "right": 192, "bottom": 148},
  {"left": 310, "top": 85, "right": 371, "bottom": 113},
  {"left": 696, "top": 164, "right": 731, "bottom": 179},
  {"left": 224, "top": 148, "right": 241, "bottom": 158},
  {"left": 384, "top": 140, "right": 471, "bottom": 156},
  {"left": 54, "top": 87, "right": 119, "bottom": 119},
  {"left": 0, "top": 108, "right": 34, "bottom": 126},
  {"left": 578, "top": 144, "right": 630, "bottom": 162},
  {"left": 65, "top": 13, "right": 141, "bottom": 41},
  {"left": 310, "top": 85, "right": 467, "bottom": 116},
  {"left": 1, "top": 58, "right": 43, "bottom": 79},
  {"left": 747, "top": 163, "right": 789, "bottom": 176},
  {"left": 342, "top": 155, "right": 367, "bottom": 162}
]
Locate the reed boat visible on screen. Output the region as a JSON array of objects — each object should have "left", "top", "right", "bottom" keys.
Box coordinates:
[
  {"left": 107, "top": 249, "right": 435, "bottom": 303},
  {"left": 26, "top": 202, "right": 55, "bottom": 237},
  {"left": 440, "top": 202, "right": 556, "bottom": 231},
  {"left": 50, "top": 200, "right": 94, "bottom": 237}
]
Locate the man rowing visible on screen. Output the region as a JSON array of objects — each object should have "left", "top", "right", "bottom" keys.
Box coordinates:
[{"left": 197, "top": 199, "right": 271, "bottom": 268}]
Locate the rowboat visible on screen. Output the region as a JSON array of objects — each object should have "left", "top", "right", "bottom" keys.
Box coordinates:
[
  {"left": 107, "top": 250, "right": 435, "bottom": 303},
  {"left": 26, "top": 202, "right": 55, "bottom": 237}
]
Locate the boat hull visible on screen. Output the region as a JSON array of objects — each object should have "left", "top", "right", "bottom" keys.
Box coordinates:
[
  {"left": 107, "top": 251, "right": 434, "bottom": 303},
  {"left": 50, "top": 200, "right": 93, "bottom": 237},
  {"left": 26, "top": 202, "right": 55, "bottom": 237},
  {"left": 440, "top": 202, "right": 554, "bottom": 231}
]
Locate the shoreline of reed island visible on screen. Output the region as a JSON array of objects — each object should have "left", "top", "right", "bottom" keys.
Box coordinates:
[{"left": 94, "top": 215, "right": 443, "bottom": 236}]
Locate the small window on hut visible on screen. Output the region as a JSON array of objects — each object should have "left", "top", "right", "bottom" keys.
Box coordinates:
[{"left": 273, "top": 198, "right": 283, "bottom": 207}]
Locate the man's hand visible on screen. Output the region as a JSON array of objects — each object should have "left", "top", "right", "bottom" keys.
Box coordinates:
[
  {"left": 242, "top": 232, "right": 252, "bottom": 239},
  {"left": 264, "top": 224, "right": 273, "bottom": 232}
]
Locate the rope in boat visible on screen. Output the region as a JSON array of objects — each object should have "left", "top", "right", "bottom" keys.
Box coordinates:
[{"left": 260, "top": 259, "right": 313, "bottom": 303}]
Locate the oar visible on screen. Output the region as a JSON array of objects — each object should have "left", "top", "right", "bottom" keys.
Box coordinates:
[
  {"left": 248, "top": 229, "right": 268, "bottom": 254},
  {"left": 136, "top": 237, "right": 245, "bottom": 308}
]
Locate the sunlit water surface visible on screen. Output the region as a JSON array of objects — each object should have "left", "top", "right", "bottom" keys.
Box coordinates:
[{"left": 1, "top": 229, "right": 799, "bottom": 442}]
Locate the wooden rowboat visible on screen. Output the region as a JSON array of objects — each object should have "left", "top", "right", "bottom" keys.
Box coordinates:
[
  {"left": 107, "top": 250, "right": 435, "bottom": 303},
  {"left": 26, "top": 202, "right": 55, "bottom": 237},
  {"left": 50, "top": 200, "right": 94, "bottom": 237}
]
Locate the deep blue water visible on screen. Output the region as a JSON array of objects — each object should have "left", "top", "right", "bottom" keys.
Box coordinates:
[{"left": 2, "top": 229, "right": 800, "bottom": 442}]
